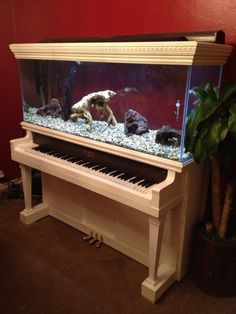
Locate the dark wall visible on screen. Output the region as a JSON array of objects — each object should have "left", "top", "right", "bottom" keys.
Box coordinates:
[{"left": 1, "top": 0, "right": 236, "bottom": 180}]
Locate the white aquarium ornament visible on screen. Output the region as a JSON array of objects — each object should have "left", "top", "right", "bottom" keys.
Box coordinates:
[{"left": 175, "top": 100, "right": 181, "bottom": 121}]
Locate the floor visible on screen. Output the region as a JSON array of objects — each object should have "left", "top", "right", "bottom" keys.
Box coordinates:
[{"left": 1, "top": 198, "right": 236, "bottom": 314}]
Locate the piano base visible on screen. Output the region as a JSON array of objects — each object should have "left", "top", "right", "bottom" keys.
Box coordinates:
[
  {"left": 20, "top": 203, "right": 50, "bottom": 224},
  {"left": 18, "top": 160, "right": 207, "bottom": 303},
  {"left": 142, "top": 266, "right": 176, "bottom": 303}
]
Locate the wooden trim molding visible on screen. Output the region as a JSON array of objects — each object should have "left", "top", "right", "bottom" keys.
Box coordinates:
[{"left": 9, "top": 41, "right": 232, "bottom": 65}]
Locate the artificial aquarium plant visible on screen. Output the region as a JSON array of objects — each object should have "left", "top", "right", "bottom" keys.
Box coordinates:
[{"left": 185, "top": 83, "right": 236, "bottom": 239}]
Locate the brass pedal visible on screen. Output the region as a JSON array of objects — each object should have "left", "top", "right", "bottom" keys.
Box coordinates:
[
  {"left": 83, "top": 232, "right": 93, "bottom": 241},
  {"left": 95, "top": 235, "right": 103, "bottom": 248},
  {"left": 95, "top": 239, "right": 103, "bottom": 248},
  {"left": 89, "top": 237, "right": 98, "bottom": 245}
]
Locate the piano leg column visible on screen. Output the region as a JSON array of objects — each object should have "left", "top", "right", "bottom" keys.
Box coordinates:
[
  {"left": 20, "top": 164, "right": 32, "bottom": 210},
  {"left": 141, "top": 215, "right": 176, "bottom": 303},
  {"left": 19, "top": 164, "right": 49, "bottom": 224}
]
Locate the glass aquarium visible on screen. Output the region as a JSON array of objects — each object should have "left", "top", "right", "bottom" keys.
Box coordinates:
[{"left": 18, "top": 59, "right": 222, "bottom": 163}]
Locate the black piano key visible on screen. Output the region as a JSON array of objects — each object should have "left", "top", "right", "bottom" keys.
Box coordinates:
[
  {"left": 44, "top": 150, "right": 57, "bottom": 155},
  {"left": 75, "top": 159, "right": 87, "bottom": 165},
  {"left": 129, "top": 176, "right": 143, "bottom": 184},
  {"left": 69, "top": 157, "right": 83, "bottom": 163},
  {"left": 118, "top": 173, "right": 134, "bottom": 181},
  {"left": 138, "top": 179, "right": 152, "bottom": 187},
  {"left": 116, "top": 172, "right": 126, "bottom": 178},
  {"left": 100, "top": 167, "right": 115, "bottom": 174},
  {"left": 60, "top": 155, "right": 72, "bottom": 160},
  {"left": 92, "top": 164, "right": 105, "bottom": 170},
  {"left": 84, "top": 162, "right": 98, "bottom": 169},
  {"left": 78, "top": 161, "right": 90, "bottom": 166},
  {"left": 49, "top": 152, "right": 63, "bottom": 157},
  {"left": 34, "top": 146, "right": 50, "bottom": 153},
  {"left": 64, "top": 156, "right": 78, "bottom": 161},
  {"left": 42, "top": 147, "right": 53, "bottom": 153},
  {"left": 143, "top": 181, "right": 154, "bottom": 188},
  {"left": 110, "top": 170, "right": 124, "bottom": 177}
]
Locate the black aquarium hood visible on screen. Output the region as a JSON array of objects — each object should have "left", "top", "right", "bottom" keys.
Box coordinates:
[{"left": 40, "top": 30, "right": 225, "bottom": 44}]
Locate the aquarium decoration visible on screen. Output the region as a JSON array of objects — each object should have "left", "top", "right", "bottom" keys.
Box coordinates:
[
  {"left": 155, "top": 125, "right": 181, "bottom": 147},
  {"left": 124, "top": 109, "right": 149, "bottom": 136},
  {"left": 174, "top": 100, "right": 181, "bottom": 121},
  {"left": 37, "top": 98, "right": 62, "bottom": 118},
  {"left": 70, "top": 90, "right": 117, "bottom": 131}
]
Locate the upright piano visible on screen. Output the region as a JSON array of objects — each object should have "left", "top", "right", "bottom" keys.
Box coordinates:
[{"left": 9, "top": 39, "right": 232, "bottom": 303}]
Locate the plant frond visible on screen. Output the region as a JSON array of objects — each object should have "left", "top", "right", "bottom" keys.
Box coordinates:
[{"left": 222, "top": 83, "right": 236, "bottom": 102}]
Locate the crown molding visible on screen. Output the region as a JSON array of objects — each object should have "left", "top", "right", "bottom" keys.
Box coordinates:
[{"left": 9, "top": 41, "right": 232, "bottom": 65}]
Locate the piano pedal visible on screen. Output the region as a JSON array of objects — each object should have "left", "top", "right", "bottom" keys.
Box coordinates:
[
  {"left": 89, "top": 236, "right": 98, "bottom": 245},
  {"left": 95, "top": 236, "right": 103, "bottom": 248},
  {"left": 82, "top": 232, "right": 93, "bottom": 241},
  {"left": 83, "top": 232, "right": 103, "bottom": 247}
]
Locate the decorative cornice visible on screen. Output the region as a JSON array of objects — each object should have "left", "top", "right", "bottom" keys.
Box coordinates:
[{"left": 9, "top": 41, "right": 232, "bottom": 65}]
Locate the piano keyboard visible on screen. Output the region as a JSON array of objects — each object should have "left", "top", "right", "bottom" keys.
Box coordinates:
[{"left": 29, "top": 145, "right": 164, "bottom": 194}]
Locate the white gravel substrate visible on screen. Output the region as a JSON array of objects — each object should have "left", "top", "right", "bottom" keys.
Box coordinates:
[{"left": 24, "top": 108, "right": 191, "bottom": 161}]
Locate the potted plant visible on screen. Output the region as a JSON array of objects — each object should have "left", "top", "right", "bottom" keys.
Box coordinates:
[{"left": 185, "top": 82, "right": 236, "bottom": 297}]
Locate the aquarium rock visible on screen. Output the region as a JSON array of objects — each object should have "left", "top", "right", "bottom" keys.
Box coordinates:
[
  {"left": 155, "top": 125, "right": 181, "bottom": 147},
  {"left": 124, "top": 109, "right": 149, "bottom": 136},
  {"left": 37, "top": 98, "right": 63, "bottom": 118}
]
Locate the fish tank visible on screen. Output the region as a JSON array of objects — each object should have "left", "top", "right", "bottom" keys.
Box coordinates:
[{"left": 10, "top": 40, "right": 232, "bottom": 166}]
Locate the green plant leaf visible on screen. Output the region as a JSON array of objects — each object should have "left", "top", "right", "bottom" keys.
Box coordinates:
[
  {"left": 192, "top": 137, "right": 205, "bottom": 162},
  {"left": 222, "top": 84, "right": 236, "bottom": 102},
  {"left": 192, "top": 83, "right": 218, "bottom": 103},
  {"left": 213, "top": 86, "right": 220, "bottom": 99},
  {"left": 191, "top": 87, "right": 208, "bottom": 104},
  {"left": 204, "top": 83, "right": 218, "bottom": 100},
  {"left": 185, "top": 117, "right": 215, "bottom": 161},
  {"left": 185, "top": 100, "right": 220, "bottom": 143},
  {"left": 185, "top": 109, "right": 197, "bottom": 151},
  {"left": 220, "top": 118, "right": 229, "bottom": 141},
  {"left": 203, "top": 117, "right": 222, "bottom": 158}
]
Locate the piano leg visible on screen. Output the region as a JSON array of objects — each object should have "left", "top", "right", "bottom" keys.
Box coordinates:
[
  {"left": 19, "top": 164, "right": 49, "bottom": 224},
  {"left": 141, "top": 215, "right": 176, "bottom": 303},
  {"left": 20, "top": 164, "right": 33, "bottom": 211}
]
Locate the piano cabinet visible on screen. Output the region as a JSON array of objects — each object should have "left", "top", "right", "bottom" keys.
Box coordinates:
[{"left": 11, "top": 123, "right": 208, "bottom": 303}]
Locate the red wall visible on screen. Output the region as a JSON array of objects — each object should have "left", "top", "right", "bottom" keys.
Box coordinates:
[{"left": 1, "top": 0, "right": 236, "bottom": 180}]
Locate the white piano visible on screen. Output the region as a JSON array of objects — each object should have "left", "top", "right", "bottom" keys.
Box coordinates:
[{"left": 9, "top": 39, "right": 232, "bottom": 303}]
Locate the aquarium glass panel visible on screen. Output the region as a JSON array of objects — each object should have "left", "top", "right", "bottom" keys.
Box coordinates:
[
  {"left": 187, "top": 65, "right": 223, "bottom": 115},
  {"left": 19, "top": 60, "right": 222, "bottom": 163}
]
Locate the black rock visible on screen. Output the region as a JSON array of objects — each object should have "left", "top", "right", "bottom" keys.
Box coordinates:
[
  {"left": 124, "top": 109, "right": 149, "bottom": 136},
  {"left": 37, "top": 98, "right": 62, "bottom": 118},
  {"left": 155, "top": 125, "right": 181, "bottom": 147}
]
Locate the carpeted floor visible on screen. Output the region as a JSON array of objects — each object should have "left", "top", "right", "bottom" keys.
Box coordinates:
[{"left": 1, "top": 198, "right": 236, "bottom": 314}]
